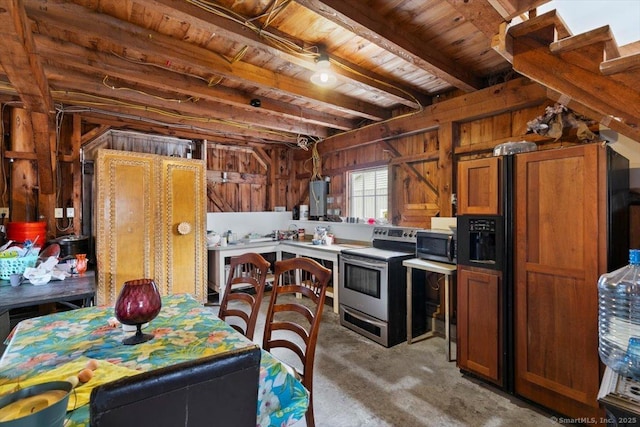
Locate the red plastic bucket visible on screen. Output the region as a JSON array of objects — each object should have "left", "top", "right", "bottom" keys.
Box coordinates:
[{"left": 6, "top": 221, "right": 47, "bottom": 244}]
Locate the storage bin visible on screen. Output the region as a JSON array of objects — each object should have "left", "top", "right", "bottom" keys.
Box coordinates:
[
  {"left": 6, "top": 221, "right": 47, "bottom": 244},
  {"left": 0, "top": 255, "right": 38, "bottom": 280}
]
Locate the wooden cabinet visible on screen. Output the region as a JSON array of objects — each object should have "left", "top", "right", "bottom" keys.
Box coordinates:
[
  {"left": 457, "top": 265, "right": 502, "bottom": 386},
  {"left": 514, "top": 144, "right": 608, "bottom": 421},
  {"left": 95, "top": 149, "right": 207, "bottom": 306},
  {"left": 457, "top": 157, "right": 500, "bottom": 215}
]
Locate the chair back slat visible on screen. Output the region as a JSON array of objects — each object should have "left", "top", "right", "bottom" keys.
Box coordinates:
[
  {"left": 262, "top": 257, "right": 331, "bottom": 427},
  {"left": 218, "top": 253, "right": 271, "bottom": 340}
]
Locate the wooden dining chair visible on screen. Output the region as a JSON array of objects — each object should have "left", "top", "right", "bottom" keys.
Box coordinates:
[
  {"left": 218, "top": 252, "right": 271, "bottom": 340},
  {"left": 262, "top": 257, "right": 332, "bottom": 427}
]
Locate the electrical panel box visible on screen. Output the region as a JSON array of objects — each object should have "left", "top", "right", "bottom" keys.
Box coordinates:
[{"left": 309, "top": 180, "right": 328, "bottom": 218}]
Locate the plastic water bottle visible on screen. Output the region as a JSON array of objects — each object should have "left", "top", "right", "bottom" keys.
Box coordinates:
[{"left": 598, "top": 249, "right": 640, "bottom": 379}]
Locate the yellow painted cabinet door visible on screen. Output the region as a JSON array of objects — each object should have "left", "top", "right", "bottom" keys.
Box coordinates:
[
  {"left": 95, "top": 149, "right": 158, "bottom": 306},
  {"left": 95, "top": 149, "right": 207, "bottom": 306},
  {"left": 158, "top": 157, "right": 207, "bottom": 302}
]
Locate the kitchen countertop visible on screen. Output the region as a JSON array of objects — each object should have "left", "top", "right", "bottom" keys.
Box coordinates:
[
  {"left": 208, "top": 240, "right": 367, "bottom": 253},
  {"left": 279, "top": 240, "right": 367, "bottom": 253},
  {"left": 207, "top": 240, "right": 280, "bottom": 251}
]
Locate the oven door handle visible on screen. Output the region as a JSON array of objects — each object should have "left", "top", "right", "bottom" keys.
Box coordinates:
[
  {"left": 447, "top": 235, "right": 454, "bottom": 262},
  {"left": 342, "top": 305, "right": 386, "bottom": 328},
  {"left": 341, "top": 256, "right": 387, "bottom": 270}
]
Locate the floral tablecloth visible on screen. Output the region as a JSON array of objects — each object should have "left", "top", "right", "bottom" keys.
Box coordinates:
[{"left": 0, "top": 293, "right": 308, "bottom": 426}]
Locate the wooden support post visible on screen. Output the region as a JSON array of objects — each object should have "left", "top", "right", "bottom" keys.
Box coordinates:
[
  {"left": 71, "top": 115, "right": 83, "bottom": 235},
  {"left": 438, "top": 122, "right": 455, "bottom": 217},
  {"left": 10, "top": 108, "right": 38, "bottom": 222}
]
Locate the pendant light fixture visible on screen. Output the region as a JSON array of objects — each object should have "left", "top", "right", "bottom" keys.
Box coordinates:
[{"left": 310, "top": 52, "right": 337, "bottom": 87}]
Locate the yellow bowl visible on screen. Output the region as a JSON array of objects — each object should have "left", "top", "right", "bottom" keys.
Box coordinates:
[{"left": 0, "top": 381, "right": 72, "bottom": 426}]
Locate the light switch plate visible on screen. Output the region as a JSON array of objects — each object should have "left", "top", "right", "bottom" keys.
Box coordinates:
[
  {"left": 55, "top": 208, "right": 64, "bottom": 218},
  {"left": 66, "top": 207, "right": 75, "bottom": 218}
]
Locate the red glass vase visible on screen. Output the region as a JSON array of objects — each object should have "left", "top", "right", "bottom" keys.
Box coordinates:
[
  {"left": 114, "top": 278, "right": 162, "bottom": 345},
  {"left": 75, "top": 253, "right": 87, "bottom": 275}
]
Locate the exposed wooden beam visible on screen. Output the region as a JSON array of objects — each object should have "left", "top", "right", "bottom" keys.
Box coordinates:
[
  {"left": 0, "top": 0, "right": 53, "bottom": 113},
  {"left": 600, "top": 52, "right": 640, "bottom": 76},
  {"left": 26, "top": 1, "right": 389, "bottom": 121},
  {"left": 492, "top": 22, "right": 514, "bottom": 63},
  {"left": 295, "top": 0, "right": 483, "bottom": 91},
  {"left": 252, "top": 147, "right": 270, "bottom": 171},
  {"left": 454, "top": 133, "right": 551, "bottom": 155},
  {"left": 128, "top": 0, "right": 425, "bottom": 109},
  {"left": 511, "top": 36, "right": 639, "bottom": 132},
  {"left": 35, "top": 35, "right": 355, "bottom": 132},
  {"left": 71, "top": 106, "right": 298, "bottom": 145},
  {"left": 44, "top": 65, "right": 329, "bottom": 138},
  {"left": 81, "top": 115, "right": 280, "bottom": 146},
  {"left": 488, "top": 0, "right": 551, "bottom": 20},
  {"left": 206, "top": 184, "right": 234, "bottom": 212},
  {"left": 550, "top": 26, "right": 620, "bottom": 60},
  {"left": 42, "top": 66, "right": 303, "bottom": 141},
  {"left": 383, "top": 141, "right": 438, "bottom": 195},
  {"left": 444, "top": 0, "right": 505, "bottom": 39},
  {"left": 507, "top": 9, "right": 572, "bottom": 40},
  {"left": 389, "top": 150, "right": 440, "bottom": 165},
  {"left": 438, "top": 122, "right": 455, "bottom": 217},
  {"left": 81, "top": 125, "right": 110, "bottom": 145},
  {"left": 31, "top": 111, "right": 55, "bottom": 194},
  {"left": 310, "top": 78, "right": 548, "bottom": 156},
  {"left": 206, "top": 170, "right": 266, "bottom": 185}
]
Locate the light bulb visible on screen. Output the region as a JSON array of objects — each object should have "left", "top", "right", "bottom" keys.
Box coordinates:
[{"left": 310, "top": 54, "right": 337, "bottom": 87}]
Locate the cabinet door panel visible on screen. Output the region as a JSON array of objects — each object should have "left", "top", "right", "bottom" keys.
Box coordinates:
[
  {"left": 159, "top": 158, "right": 207, "bottom": 302},
  {"left": 95, "top": 150, "right": 158, "bottom": 306},
  {"left": 514, "top": 144, "right": 602, "bottom": 419},
  {"left": 457, "top": 157, "right": 500, "bottom": 215},
  {"left": 457, "top": 266, "right": 501, "bottom": 384}
]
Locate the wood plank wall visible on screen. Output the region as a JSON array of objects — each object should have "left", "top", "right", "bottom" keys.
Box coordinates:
[
  {"left": 294, "top": 101, "right": 562, "bottom": 229},
  {"left": 5, "top": 90, "right": 607, "bottom": 234},
  {"left": 205, "top": 142, "right": 294, "bottom": 213}
]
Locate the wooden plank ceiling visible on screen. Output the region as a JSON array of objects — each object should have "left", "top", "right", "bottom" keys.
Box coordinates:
[{"left": 0, "top": 0, "right": 637, "bottom": 147}]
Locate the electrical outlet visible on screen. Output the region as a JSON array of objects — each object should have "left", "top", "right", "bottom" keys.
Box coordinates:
[
  {"left": 66, "top": 207, "right": 75, "bottom": 218},
  {"left": 55, "top": 208, "right": 64, "bottom": 218},
  {"left": 0, "top": 207, "right": 8, "bottom": 218}
]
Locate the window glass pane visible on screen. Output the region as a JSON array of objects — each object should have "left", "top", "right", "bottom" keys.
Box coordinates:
[{"left": 348, "top": 167, "right": 388, "bottom": 220}]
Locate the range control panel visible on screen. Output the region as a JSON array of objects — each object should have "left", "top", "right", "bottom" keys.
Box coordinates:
[{"left": 372, "top": 226, "right": 422, "bottom": 243}]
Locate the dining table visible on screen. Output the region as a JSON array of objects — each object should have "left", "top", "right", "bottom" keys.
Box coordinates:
[{"left": 0, "top": 293, "right": 309, "bottom": 426}]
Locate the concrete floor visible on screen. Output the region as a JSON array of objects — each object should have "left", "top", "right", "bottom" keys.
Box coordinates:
[{"left": 215, "top": 294, "right": 568, "bottom": 427}]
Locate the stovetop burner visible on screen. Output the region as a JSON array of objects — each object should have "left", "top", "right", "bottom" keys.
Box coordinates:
[
  {"left": 341, "top": 226, "right": 423, "bottom": 259},
  {"left": 372, "top": 226, "right": 421, "bottom": 244},
  {"left": 371, "top": 226, "right": 423, "bottom": 253}
]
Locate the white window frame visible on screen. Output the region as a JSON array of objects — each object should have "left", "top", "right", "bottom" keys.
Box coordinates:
[{"left": 347, "top": 166, "right": 388, "bottom": 220}]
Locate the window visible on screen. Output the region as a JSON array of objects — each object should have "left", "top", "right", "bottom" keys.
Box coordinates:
[{"left": 348, "top": 167, "right": 388, "bottom": 220}]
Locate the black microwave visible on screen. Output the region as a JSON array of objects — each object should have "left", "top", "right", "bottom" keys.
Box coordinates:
[{"left": 416, "top": 230, "right": 456, "bottom": 264}]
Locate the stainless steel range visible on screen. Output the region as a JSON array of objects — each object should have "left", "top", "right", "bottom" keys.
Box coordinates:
[{"left": 339, "top": 226, "right": 427, "bottom": 347}]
